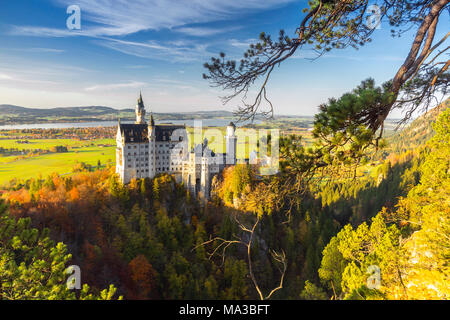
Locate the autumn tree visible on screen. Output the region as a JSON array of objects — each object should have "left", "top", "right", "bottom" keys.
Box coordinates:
[
  {"left": 128, "top": 255, "right": 157, "bottom": 299},
  {"left": 0, "top": 201, "right": 119, "bottom": 300},
  {"left": 388, "top": 108, "right": 449, "bottom": 299}
]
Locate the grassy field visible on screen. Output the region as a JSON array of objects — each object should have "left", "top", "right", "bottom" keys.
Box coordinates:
[
  {"left": 0, "top": 138, "right": 113, "bottom": 151},
  {"left": 0, "top": 139, "right": 115, "bottom": 185}
]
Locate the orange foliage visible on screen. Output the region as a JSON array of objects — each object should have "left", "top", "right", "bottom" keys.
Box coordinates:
[
  {"left": 128, "top": 255, "right": 157, "bottom": 299},
  {"left": 69, "top": 187, "right": 80, "bottom": 201},
  {"left": 5, "top": 189, "right": 31, "bottom": 204}
]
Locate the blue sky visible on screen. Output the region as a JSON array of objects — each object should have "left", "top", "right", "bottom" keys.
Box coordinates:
[{"left": 0, "top": 0, "right": 448, "bottom": 117}]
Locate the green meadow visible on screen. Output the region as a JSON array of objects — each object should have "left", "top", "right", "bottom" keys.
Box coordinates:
[
  {"left": 0, "top": 139, "right": 115, "bottom": 185},
  {"left": 0, "top": 138, "right": 113, "bottom": 150}
]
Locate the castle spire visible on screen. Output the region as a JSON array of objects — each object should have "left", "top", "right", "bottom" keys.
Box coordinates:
[
  {"left": 150, "top": 112, "right": 155, "bottom": 126},
  {"left": 135, "top": 91, "right": 146, "bottom": 124}
]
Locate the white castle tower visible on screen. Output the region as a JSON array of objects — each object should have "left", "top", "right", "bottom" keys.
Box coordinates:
[
  {"left": 135, "top": 91, "right": 146, "bottom": 124},
  {"left": 148, "top": 112, "right": 156, "bottom": 179},
  {"left": 225, "top": 122, "right": 237, "bottom": 165},
  {"left": 200, "top": 156, "right": 210, "bottom": 198}
]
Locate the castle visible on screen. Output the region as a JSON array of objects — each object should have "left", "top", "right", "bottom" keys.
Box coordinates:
[{"left": 116, "top": 93, "right": 237, "bottom": 199}]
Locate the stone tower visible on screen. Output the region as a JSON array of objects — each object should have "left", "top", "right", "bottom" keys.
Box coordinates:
[
  {"left": 148, "top": 112, "right": 156, "bottom": 178},
  {"left": 200, "top": 156, "right": 210, "bottom": 199},
  {"left": 225, "top": 121, "right": 237, "bottom": 165},
  {"left": 135, "top": 91, "right": 146, "bottom": 124}
]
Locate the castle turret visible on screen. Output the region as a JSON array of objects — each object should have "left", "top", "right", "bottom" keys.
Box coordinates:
[
  {"left": 201, "top": 156, "right": 210, "bottom": 199},
  {"left": 150, "top": 112, "right": 155, "bottom": 127},
  {"left": 226, "top": 121, "right": 237, "bottom": 165},
  {"left": 115, "top": 119, "right": 125, "bottom": 182},
  {"left": 148, "top": 112, "right": 156, "bottom": 178},
  {"left": 135, "top": 91, "right": 146, "bottom": 124}
]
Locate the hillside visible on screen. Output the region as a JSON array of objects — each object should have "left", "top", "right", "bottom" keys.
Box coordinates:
[
  {"left": 0, "top": 104, "right": 237, "bottom": 125},
  {"left": 386, "top": 98, "right": 449, "bottom": 154}
]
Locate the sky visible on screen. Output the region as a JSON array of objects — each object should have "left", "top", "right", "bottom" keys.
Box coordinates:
[{"left": 0, "top": 0, "right": 448, "bottom": 117}]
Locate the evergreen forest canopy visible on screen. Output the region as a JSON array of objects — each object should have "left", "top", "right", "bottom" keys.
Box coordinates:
[{"left": 0, "top": 103, "right": 448, "bottom": 300}]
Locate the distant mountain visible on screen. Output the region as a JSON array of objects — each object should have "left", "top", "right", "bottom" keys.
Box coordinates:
[
  {"left": 0, "top": 104, "right": 237, "bottom": 125},
  {"left": 0, "top": 105, "right": 118, "bottom": 117}
]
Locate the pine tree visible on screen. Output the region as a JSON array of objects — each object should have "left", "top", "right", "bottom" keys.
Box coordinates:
[{"left": 153, "top": 178, "right": 160, "bottom": 201}]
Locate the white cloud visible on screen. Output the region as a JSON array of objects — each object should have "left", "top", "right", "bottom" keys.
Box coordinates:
[
  {"left": 5, "top": 46, "right": 66, "bottom": 54},
  {"left": 10, "top": 1, "right": 297, "bottom": 62},
  {"left": 12, "top": 0, "right": 295, "bottom": 38},
  {"left": 0, "top": 58, "right": 95, "bottom": 80},
  {"left": 174, "top": 26, "right": 241, "bottom": 37},
  {"left": 10, "top": 26, "right": 83, "bottom": 37},
  {"left": 125, "top": 65, "right": 150, "bottom": 69},
  {"left": 229, "top": 38, "right": 257, "bottom": 48},
  {"left": 54, "top": 0, "right": 295, "bottom": 36},
  {"left": 84, "top": 81, "right": 147, "bottom": 91},
  {"left": 0, "top": 71, "right": 59, "bottom": 85},
  {"left": 0, "top": 73, "right": 13, "bottom": 80},
  {"left": 95, "top": 38, "right": 211, "bottom": 62},
  {"left": 25, "top": 47, "right": 66, "bottom": 53}
]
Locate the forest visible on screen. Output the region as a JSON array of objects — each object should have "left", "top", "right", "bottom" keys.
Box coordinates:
[{"left": 0, "top": 105, "right": 447, "bottom": 300}]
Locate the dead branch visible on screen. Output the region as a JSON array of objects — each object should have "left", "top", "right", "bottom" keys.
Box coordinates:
[{"left": 194, "top": 214, "right": 287, "bottom": 300}]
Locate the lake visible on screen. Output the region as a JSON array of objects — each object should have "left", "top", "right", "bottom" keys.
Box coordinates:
[{"left": 0, "top": 119, "right": 261, "bottom": 130}]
